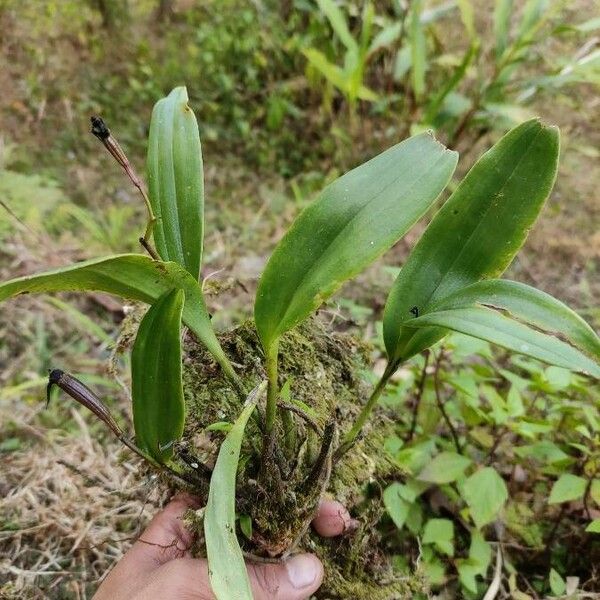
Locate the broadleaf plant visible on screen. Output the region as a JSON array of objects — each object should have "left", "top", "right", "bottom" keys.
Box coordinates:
[{"left": 1, "top": 88, "right": 598, "bottom": 599}]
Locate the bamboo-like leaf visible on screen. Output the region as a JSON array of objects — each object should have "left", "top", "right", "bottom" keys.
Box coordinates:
[
  {"left": 406, "top": 306, "right": 600, "bottom": 378},
  {"left": 205, "top": 383, "right": 265, "bottom": 600},
  {"left": 147, "top": 87, "right": 204, "bottom": 280},
  {"left": 409, "top": 0, "right": 427, "bottom": 99},
  {"left": 424, "top": 42, "right": 478, "bottom": 124},
  {"left": 131, "top": 289, "right": 185, "bottom": 463},
  {"left": 0, "top": 254, "right": 236, "bottom": 381},
  {"left": 303, "top": 48, "right": 378, "bottom": 101},
  {"left": 429, "top": 279, "right": 600, "bottom": 361},
  {"left": 254, "top": 133, "right": 458, "bottom": 353},
  {"left": 493, "top": 0, "right": 513, "bottom": 60},
  {"left": 383, "top": 119, "right": 560, "bottom": 365},
  {"left": 317, "top": 0, "right": 357, "bottom": 52}
]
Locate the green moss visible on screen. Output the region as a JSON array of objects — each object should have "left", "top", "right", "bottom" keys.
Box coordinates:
[{"left": 173, "top": 317, "right": 420, "bottom": 596}]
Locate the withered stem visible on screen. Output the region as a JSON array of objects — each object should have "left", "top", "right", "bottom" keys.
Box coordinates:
[{"left": 90, "top": 116, "right": 158, "bottom": 256}]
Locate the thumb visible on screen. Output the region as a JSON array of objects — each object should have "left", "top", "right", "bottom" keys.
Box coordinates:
[
  {"left": 248, "top": 553, "right": 324, "bottom": 600},
  {"left": 136, "top": 554, "right": 324, "bottom": 600}
]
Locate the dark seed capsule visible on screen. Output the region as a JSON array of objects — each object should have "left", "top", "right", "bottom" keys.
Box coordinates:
[
  {"left": 46, "top": 369, "right": 123, "bottom": 437},
  {"left": 90, "top": 116, "right": 110, "bottom": 140}
]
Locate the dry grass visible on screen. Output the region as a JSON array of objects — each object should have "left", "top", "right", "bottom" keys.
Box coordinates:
[{"left": 0, "top": 400, "right": 167, "bottom": 597}]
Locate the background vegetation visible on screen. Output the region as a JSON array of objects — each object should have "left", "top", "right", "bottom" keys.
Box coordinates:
[{"left": 0, "top": 0, "right": 599, "bottom": 598}]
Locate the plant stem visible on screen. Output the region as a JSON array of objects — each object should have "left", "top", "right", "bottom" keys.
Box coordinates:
[
  {"left": 432, "top": 349, "right": 462, "bottom": 454},
  {"left": 264, "top": 343, "right": 280, "bottom": 435},
  {"left": 335, "top": 364, "right": 394, "bottom": 460},
  {"left": 406, "top": 350, "right": 430, "bottom": 442}
]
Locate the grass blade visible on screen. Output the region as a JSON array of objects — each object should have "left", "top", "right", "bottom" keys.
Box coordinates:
[
  {"left": 131, "top": 289, "right": 185, "bottom": 463},
  {"left": 317, "top": 0, "right": 357, "bottom": 52},
  {"left": 493, "top": 0, "right": 513, "bottom": 60},
  {"left": 409, "top": 0, "right": 427, "bottom": 100}
]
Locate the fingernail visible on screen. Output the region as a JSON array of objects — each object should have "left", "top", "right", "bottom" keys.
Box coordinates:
[{"left": 285, "top": 554, "right": 320, "bottom": 589}]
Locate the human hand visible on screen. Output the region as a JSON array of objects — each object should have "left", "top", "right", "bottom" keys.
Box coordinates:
[{"left": 93, "top": 494, "right": 356, "bottom": 600}]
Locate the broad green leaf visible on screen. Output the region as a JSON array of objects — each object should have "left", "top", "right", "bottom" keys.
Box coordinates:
[
  {"left": 254, "top": 133, "right": 457, "bottom": 352},
  {"left": 409, "top": 0, "right": 427, "bottom": 99},
  {"left": 131, "top": 289, "right": 184, "bottom": 462},
  {"left": 147, "top": 87, "right": 204, "bottom": 280},
  {"left": 205, "top": 385, "right": 263, "bottom": 600},
  {"left": 549, "top": 568, "right": 566, "bottom": 596},
  {"left": 406, "top": 306, "right": 600, "bottom": 378},
  {"left": 430, "top": 280, "right": 600, "bottom": 362},
  {"left": 548, "top": 473, "right": 587, "bottom": 504},
  {"left": 462, "top": 467, "right": 508, "bottom": 529},
  {"left": 417, "top": 451, "right": 472, "bottom": 484},
  {"left": 0, "top": 254, "right": 235, "bottom": 380},
  {"left": 317, "top": 0, "right": 357, "bottom": 52},
  {"left": 383, "top": 483, "right": 411, "bottom": 531},
  {"left": 422, "top": 518, "right": 454, "bottom": 556},
  {"left": 383, "top": 119, "right": 560, "bottom": 365},
  {"left": 586, "top": 519, "right": 600, "bottom": 533},
  {"left": 469, "top": 530, "right": 492, "bottom": 574},
  {"left": 493, "top": 0, "right": 513, "bottom": 60}
]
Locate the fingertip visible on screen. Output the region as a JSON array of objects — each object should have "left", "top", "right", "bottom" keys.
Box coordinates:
[
  {"left": 249, "top": 553, "right": 324, "bottom": 600},
  {"left": 285, "top": 553, "right": 324, "bottom": 591},
  {"left": 313, "top": 500, "right": 356, "bottom": 537}
]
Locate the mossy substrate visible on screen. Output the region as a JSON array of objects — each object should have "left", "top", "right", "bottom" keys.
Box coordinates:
[{"left": 170, "top": 318, "right": 423, "bottom": 599}]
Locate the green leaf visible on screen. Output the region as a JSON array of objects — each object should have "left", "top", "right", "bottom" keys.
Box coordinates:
[
  {"left": 254, "top": 133, "right": 457, "bottom": 352},
  {"left": 462, "top": 467, "right": 508, "bottom": 529},
  {"left": 383, "top": 120, "right": 560, "bottom": 365},
  {"left": 548, "top": 474, "right": 587, "bottom": 504},
  {"left": 317, "top": 0, "right": 357, "bottom": 52},
  {"left": 586, "top": 519, "right": 600, "bottom": 533},
  {"left": 417, "top": 451, "right": 472, "bottom": 484},
  {"left": 239, "top": 514, "right": 253, "bottom": 540},
  {"left": 131, "top": 289, "right": 184, "bottom": 462},
  {"left": 383, "top": 483, "right": 411, "bottom": 531},
  {"left": 591, "top": 480, "right": 600, "bottom": 506},
  {"left": 424, "top": 43, "right": 478, "bottom": 124},
  {"left": 457, "top": 0, "right": 476, "bottom": 39},
  {"left": 0, "top": 254, "right": 235, "bottom": 380},
  {"left": 422, "top": 518, "right": 454, "bottom": 556},
  {"left": 493, "top": 0, "right": 513, "bottom": 59},
  {"left": 205, "top": 386, "right": 263, "bottom": 600},
  {"left": 549, "top": 568, "right": 566, "bottom": 596},
  {"left": 409, "top": 0, "right": 427, "bottom": 99},
  {"left": 426, "top": 279, "right": 600, "bottom": 362},
  {"left": 147, "top": 87, "right": 204, "bottom": 280},
  {"left": 516, "top": 0, "right": 549, "bottom": 45},
  {"left": 469, "top": 530, "right": 492, "bottom": 574},
  {"left": 406, "top": 306, "right": 600, "bottom": 378}
]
